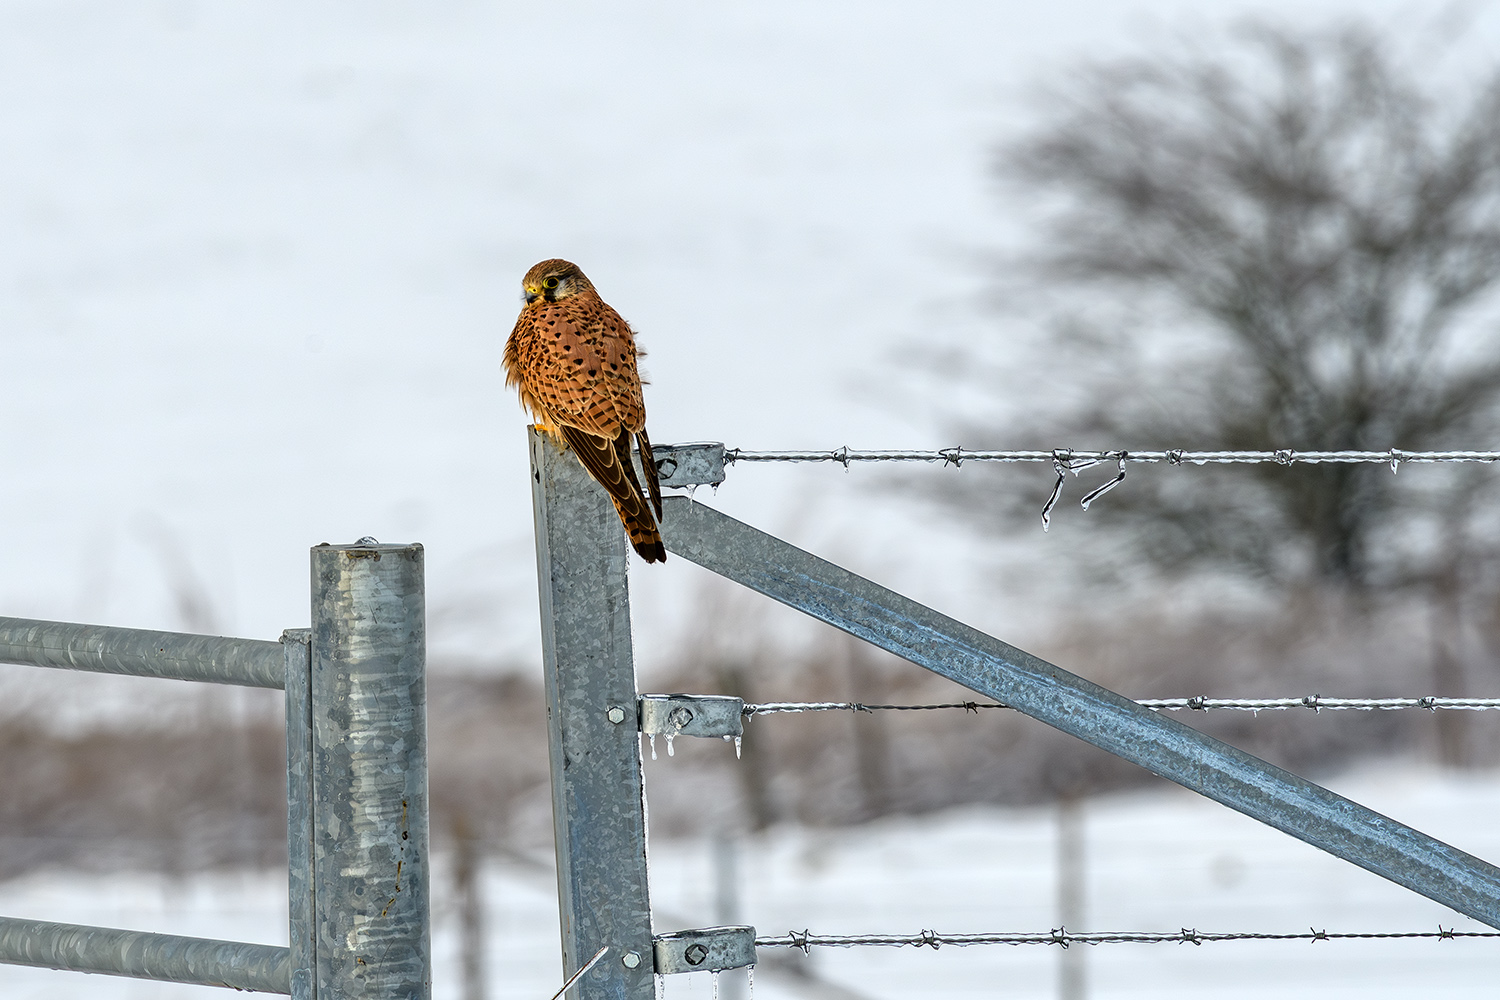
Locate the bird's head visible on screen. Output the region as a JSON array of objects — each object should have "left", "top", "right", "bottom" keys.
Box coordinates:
[{"left": 521, "top": 259, "right": 591, "bottom": 305}]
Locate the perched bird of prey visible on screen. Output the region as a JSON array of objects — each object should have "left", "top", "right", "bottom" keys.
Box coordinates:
[{"left": 504, "top": 259, "right": 666, "bottom": 563}]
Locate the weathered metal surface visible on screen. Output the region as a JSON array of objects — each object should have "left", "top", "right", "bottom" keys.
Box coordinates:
[
  {"left": 639, "top": 695, "right": 744, "bottom": 738},
  {"left": 0, "top": 915, "right": 290, "bottom": 993},
  {"left": 0, "top": 616, "right": 282, "bottom": 688},
  {"left": 282, "top": 629, "right": 314, "bottom": 1000},
  {"left": 310, "top": 541, "right": 431, "bottom": 999},
  {"left": 651, "top": 442, "right": 726, "bottom": 488},
  {"left": 530, "top": 428, "right": 655, "bottom": 1000},
  {"left": 659, "top": 497, "right": 1500, "bottom": 929},
  {"left": 653, "top": 927, "right": 757, "bottom": 975}
]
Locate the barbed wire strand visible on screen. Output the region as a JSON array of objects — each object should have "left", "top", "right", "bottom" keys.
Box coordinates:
[
  {"left": 742, "top": 696, "right": 1500, "bottom": 717},
  {"left": 721, "top": 447, "right": 1500, "bottom": 527},
  {"left": 724, "top": 448, "right": 1500, "bottom": 467},
  {"left": 754, "top": 926, "right": 1500, "bottom": 951}
]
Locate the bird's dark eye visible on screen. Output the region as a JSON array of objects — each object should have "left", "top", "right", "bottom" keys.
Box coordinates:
[{"left": 543, "top": 277, "right": 560, "bottom": 290}]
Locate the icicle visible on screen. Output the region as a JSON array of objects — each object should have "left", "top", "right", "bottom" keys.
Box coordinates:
[
  {"left": 649, "top": 734, "right": 658, "bottom": 760},
  {"left": 666, "top": 734, "right": 676, "bottom": 757},
  {"left": 734, "top": 736, "right": 742, "bottom": 759},
  {"left": 747, "top": 966, "right": 754, "bottom": 1000},
  {"left": 712, "top": 971, "right": 720, "bottom": 1000},
  {"left": 654, "top": 973, "right": 664, "bottom": 1000}
]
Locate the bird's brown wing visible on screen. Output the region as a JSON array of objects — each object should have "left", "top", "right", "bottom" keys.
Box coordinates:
[
  {"left": 560, "top": 423, "right": 666, "bottom": 563},
  {"left": 636, "top": 427, "right": 663, "bottom": 519}
]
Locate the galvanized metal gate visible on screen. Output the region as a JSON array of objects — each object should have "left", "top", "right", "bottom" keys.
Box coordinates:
[
  {"left": 529, "top": 428, "right": 1500, "bottom": 1000},
  {"left": 0, "top": 540, "right": 431, "bottom": 997}
]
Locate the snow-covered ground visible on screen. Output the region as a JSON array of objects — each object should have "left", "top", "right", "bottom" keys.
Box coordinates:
[{"left": 1, "top": 761, "right": 1496, "bottom": 999}]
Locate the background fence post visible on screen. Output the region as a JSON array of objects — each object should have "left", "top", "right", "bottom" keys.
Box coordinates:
[
  {"left": 529, "top": 428, "right": 655, "bottom": 1000},
  {"left": 310, "top": 540, "right": 430, "bottom": 999},
  {"left": 284, "top": 627, "right": 314, "bottom": 1000}
]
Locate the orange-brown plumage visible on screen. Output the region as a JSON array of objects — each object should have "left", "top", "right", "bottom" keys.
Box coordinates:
[{"left": 505, "top": 259, "right": 665, "bottom": 562}]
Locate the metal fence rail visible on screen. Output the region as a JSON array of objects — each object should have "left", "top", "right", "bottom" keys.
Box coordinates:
[
  {"left": 0, "top": 916, "right": 290, "bottom": 992},
  {"left": 0, "top": 540, "right": 431, "bottom": 998},
  {"left": 0, "top": 617, "right": 283, "bottom": 688}
]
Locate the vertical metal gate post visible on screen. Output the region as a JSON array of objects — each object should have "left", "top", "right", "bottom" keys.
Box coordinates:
[
  {"left": 529, "top": 428, "right": 655, "bottom": 1000},
  {"left": 310, "top": 541, "right": 431, "bottom": 999}
]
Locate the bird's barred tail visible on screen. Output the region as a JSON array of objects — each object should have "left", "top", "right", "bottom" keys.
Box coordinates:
[
  {"left": 611, "top": 496, "right": 667, "bottom": 563},
  {"left": 560, "top": 424, "right": 667, "bottom": 564}
]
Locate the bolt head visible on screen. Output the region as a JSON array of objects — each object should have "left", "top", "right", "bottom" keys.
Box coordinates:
[
  {"left": 622, "top": 951, "right": 641, "bottom": 969},
  {"left": 607, "top": 706, "right": 627, "bottom": 725},
  {"left": 668, "top": 706, "right": 694, "bottom": 729},
  {"left": 684, "top": 943, "right": 709, "bottom": 966}
]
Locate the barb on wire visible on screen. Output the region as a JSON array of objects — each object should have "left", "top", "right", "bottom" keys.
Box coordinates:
[
  {"left": 1042, "top": 449, "right": 1118, "bottom": 528},
  {"left": 753, "top": 926, "right": 1500, "bottom": 950},
  {"left": 1040, "top": 452, "right": 1069, "bottom": 531},
  {"left": 1079, "top": 452, "right": 1128, "bottom": 510},
  {"left": 742, "top": 696, "right": 1500, "bottom": 717}
]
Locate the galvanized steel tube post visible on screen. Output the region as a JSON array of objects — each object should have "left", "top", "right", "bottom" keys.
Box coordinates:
[
  {"left": 529, "top": 429, "right": 655, "bottom": 1000},
  {"left": 310, "top": 541, "right": 430, "bottom": 999}
]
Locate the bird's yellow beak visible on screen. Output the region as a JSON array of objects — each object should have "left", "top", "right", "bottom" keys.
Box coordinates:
[{"left": 523, "top": 284, "right": 541, "bottom": 304}]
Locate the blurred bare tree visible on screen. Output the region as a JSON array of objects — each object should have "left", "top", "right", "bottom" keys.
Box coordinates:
[
  {"left": 942, "top": 21, "right": 1500, "bottom": 593},
  {"left": 928, "top": 20, "right": 1500, "bottom": 764}
]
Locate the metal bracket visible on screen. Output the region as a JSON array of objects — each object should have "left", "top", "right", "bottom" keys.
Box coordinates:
[
  {"left": 652, "top": 442, "right": 726, "bottom": 488},
  {"left": 653, "top": 926, "right": 757, "bottom": 974},
  {"left": 639, "top": 695, "right": 744, "bottom": 738}
]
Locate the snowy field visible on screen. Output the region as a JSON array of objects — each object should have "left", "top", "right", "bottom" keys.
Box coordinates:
[{"left": 0, "top": 761, "right": 1496, "bottom": 999}]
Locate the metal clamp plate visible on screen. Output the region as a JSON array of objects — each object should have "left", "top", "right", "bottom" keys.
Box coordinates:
[
  {"left": 639, "top": 695, "right": 744, "bottom": 738},
  {"left": 653, "top": 926, "right": 757, "bottom": 974},
  {"left": 652, "top": 443, "right": 726, "bottom": 488}
]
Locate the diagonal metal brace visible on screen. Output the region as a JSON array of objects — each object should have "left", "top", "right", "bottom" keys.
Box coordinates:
[{"left": 658, "top": 496, "right": 1500, "bottom": 930}]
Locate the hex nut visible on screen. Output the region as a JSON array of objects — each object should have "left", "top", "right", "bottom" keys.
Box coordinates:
[
  {"left": 607, "top": 706, "right": 627, "bottom": 725},
  {"left": 668, "top": 706, "right": 694, "bottom": 729},
  {"left": 684, "top": 943, "right": 709, "bottom": 966},
  {"left": 622, "top": 951, "right": 641, "bottom": 969}
]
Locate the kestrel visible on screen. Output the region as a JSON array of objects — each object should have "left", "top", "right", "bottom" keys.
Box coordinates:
[{"left": 504, "top": 259, "right": 666, "bottom": 563}]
